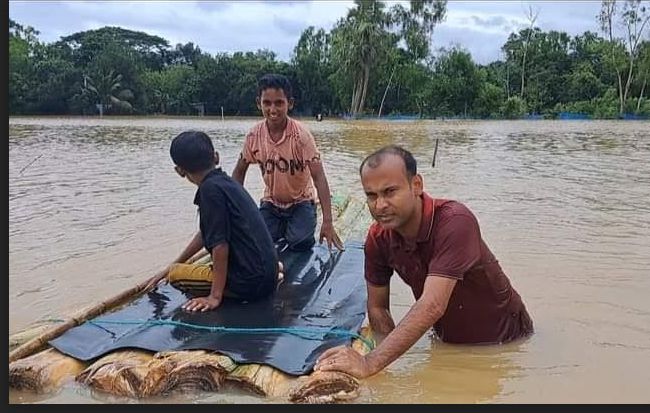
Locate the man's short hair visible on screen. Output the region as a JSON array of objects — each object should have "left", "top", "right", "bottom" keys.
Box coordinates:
[
  {"left": 257, "top": 73, "right": 293, "bottom": 99},
  {"left": 170, "top": 131, "right": 215, "bottom": 173},
  {"left": 359, "top": 145, "right": 418, "bottom": 179}
]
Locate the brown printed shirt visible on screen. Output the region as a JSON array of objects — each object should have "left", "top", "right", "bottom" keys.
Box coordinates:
[{"left": 241, "top": 117, "right": 320, "bottom": 208}]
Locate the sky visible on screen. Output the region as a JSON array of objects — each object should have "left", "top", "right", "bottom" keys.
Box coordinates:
[{"left": 9, "top": 1, "right": 606, "bottom": 65}]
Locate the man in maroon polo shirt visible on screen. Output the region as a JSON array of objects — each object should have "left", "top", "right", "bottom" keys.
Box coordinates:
[{"left": 315, "top": 145, "right": 533, "bottom": 379}]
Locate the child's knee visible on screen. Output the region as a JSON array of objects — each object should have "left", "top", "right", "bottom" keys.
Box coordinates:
[
  {"left": 168, "top": 263, "right": 213, "bottom": 284},
  {"left": 287, "top": 233, "right": 315, "bottom": 251}
]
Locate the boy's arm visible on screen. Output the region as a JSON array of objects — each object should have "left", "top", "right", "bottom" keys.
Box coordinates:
[
  {"left": 231, "top": 156, "right": 250, "bottom": 186},
  {"left": 309, "top": 162, "right": 344, "bottom": 250},
  {"left": 172, "top": 231, "right": 204, "bottom": 263},
  {"left": 145, "top": 231, "right": 204, "bottom": 290},
  {"left": 182, "top": 243, "right": 228, "bottom": 312}
]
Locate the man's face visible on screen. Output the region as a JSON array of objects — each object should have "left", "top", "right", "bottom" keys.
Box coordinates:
[
  {"left": 257, "top": 88, "right": 294, "bottom": 127},
  {"left": 361, "top": 154, "right": 423, "bottom": 231}
]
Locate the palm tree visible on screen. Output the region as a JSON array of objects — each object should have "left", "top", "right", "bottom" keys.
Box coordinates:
[
  {"left": 331, "top": 0, "right": 446, "bottom": 117},
  {"left": 83, "top": 70, "right": 133, "bottom": 116},
  {"left": 335, "top": 0, "right": 390, "bottom": 116}
]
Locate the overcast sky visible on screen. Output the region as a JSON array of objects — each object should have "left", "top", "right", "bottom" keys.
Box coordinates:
[{"left": 10, "top": 1, "right": 605, "bottom": 64}]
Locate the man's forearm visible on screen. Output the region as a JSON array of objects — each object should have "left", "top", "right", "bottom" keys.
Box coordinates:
[
  {"left": 365, "top": 299, "right": 443, "bottom": 375},
  {"left": 368, "top": 307, "right": 396, "bottom": 343}
]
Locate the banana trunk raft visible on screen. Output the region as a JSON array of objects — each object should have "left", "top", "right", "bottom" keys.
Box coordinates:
[{"left": 9, "top": 194, "right": 375, "bottom": 404}]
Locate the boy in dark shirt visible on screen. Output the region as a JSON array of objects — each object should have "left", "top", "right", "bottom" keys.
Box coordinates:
[{"left": 147, "top": 131, "right": 282, "bottom": 312}]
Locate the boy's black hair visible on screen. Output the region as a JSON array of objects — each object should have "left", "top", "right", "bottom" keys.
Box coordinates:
[
  {"left": 257, "top": 73, "right": 293, "bottom": 99},
  {"left": 170, "top": 131, "right": 216, "bottom": 173},
  {"left": 359, "top": 145, "right": 418, "bottom": 179}
]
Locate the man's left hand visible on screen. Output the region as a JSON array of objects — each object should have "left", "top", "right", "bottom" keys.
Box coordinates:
[
  {"left": 319, "top": 221, "right": 344, "bottom": 251},
  {"left": 314, "top": 346, "right": 375, "bottom": 379}
]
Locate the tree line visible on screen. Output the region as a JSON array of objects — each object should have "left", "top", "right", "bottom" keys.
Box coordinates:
[{"left": 9, "top": 0, "right": 650, "bottom": 119}]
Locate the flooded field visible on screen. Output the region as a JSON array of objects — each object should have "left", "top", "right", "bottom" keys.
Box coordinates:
[{"left": 9, "top": 116, "right": 650, "bottom": 403}]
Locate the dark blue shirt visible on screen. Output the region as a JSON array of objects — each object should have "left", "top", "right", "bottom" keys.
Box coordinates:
[{"left": 194, "top": 168, "right": 277, "bottom": 297}]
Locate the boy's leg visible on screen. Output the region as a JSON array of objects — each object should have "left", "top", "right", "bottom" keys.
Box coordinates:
[
  {"left": 285, "top": 201, "right": 317, "bottom": 251},
  {"left": 167, "top": 263, "right": 282, "bottom": 300},
  {"left": 167, "top": 263, "right": 241, "bottom": 298},
  {"left": 167, "top": 263, "right": 212, "bottom": 294}
]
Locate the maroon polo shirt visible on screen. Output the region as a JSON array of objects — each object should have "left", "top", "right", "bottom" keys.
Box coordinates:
[{"left": 364, "top": 193, "right": 533, "bottom": 344}]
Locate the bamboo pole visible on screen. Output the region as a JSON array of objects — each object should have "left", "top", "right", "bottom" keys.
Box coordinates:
[
  {"left": 10, "top": 323, "right": 56, "bottom": 351},
  {"left": 8, "top": 249, "right": 210, "bottom": 363}
]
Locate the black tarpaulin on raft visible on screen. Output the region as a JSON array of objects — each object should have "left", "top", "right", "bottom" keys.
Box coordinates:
[{"left": 49, "top": 242, "right": 367, "bottom": 375}]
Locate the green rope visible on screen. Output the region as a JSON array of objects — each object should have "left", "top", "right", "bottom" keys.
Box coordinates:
[{"left": 43, "top": 318, "right": 375, "bottom": 350}]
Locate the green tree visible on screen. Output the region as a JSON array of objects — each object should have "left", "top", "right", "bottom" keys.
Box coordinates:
[
  {"left": 330, "top": 0, "right": 392, "bottom": 116},
  {"left": 167, "top": 42, "right": 204, "bottom": 67},
  {"left": 599, "top": 0, "right": 650, "bottom": 114},
  {"left": 634, "top": 41, "right": 650, "bottom": 112},
  {"left": 30, "top": 46, "right": 80, "bottom": 114},
  {"left": 292, "top": 27, "right": 333, "bottom": 116},
  {"left": 329, "top": 0, "right": 447, "bottom": 116},
  {"left": 429, "top": 46, "right": 480, "bottom": 117},
  {"left": 56, "top": 26, "right": 170, "bottom": 70},
  {"left": 9, "top": 19, "right": 41, "bottom": 113},
  {"left": 141, "top": 65, "right": 199, "bottom": 114},
  {"left": 473, "top": 73, "right": 506, "bottom": 118},
  {"left": 83, "top": 70, "right": 134, "bottom": 116},
  {"left": 501, "top": 96, "right": 527, "bottom": 119}
]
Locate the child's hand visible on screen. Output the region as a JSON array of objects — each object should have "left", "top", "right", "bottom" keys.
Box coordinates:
[
  {"left": 319, "top": 221, "right": 344, "bottom": 251},
  {"left": 144, "top": 268, "right": 169, "bottom": 291},
  {"left": 182, "top": 295, "right": 222, "bottom": 312}
]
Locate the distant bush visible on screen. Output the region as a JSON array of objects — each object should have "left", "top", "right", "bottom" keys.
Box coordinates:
[{"left": 500, "top": 96, "right": 527, "bottom": 119}]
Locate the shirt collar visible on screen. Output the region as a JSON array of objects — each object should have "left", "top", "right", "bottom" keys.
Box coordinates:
[
  {"left": 193, "top": 167, "right": 223, "bottom": 205},
  {"left": 416, "top": 192, "right": 435, "bottom": 243}
]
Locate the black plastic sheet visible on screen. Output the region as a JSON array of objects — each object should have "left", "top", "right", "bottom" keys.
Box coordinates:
[{"left": 49, "top": 242, "right": 367, "bottom": 375}]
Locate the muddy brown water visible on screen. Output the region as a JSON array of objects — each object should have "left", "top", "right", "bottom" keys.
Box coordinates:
[{"left": 9, "top": 117, "right": 650, "bottom": 403}]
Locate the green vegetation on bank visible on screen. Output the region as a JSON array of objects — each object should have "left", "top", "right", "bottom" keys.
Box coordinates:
[{"left": 9, "top": 0, "right": 650, "bottom": 119}]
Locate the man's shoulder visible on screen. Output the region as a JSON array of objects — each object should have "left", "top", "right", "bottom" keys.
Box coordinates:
[{"left": 433, "top": 198, "right": 478, "bottom": 224}]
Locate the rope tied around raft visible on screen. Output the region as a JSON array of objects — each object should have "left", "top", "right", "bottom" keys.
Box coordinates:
[{"left": 44, "top": 318, "right": 375, "bottom": 350}]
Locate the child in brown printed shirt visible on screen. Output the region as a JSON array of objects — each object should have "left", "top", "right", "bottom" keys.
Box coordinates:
[{"left": 231, "top": 74, "right": 343, "bottom": 252}]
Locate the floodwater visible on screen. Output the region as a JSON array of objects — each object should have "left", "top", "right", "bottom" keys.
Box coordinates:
[{"left": 8, "top": 117, "right": 650, "bottom": 403}]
